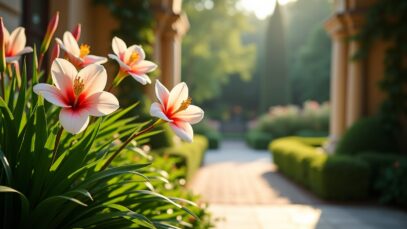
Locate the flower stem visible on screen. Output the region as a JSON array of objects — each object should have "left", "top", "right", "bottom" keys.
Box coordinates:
[
  {"left": 51, "top": 127, "right": 63, "bottom": 166},
  {"left": 0, "top": 72, "right": 4, "bottom": 98},
  {"left": 100, "top": 119, "right": 163, "bottom": 171},
  {"left": 38, "top": 53, "right": 44, "bottom": 73},
  {"left": 108, "top": 71, "right": 127, "bottom": 92}
]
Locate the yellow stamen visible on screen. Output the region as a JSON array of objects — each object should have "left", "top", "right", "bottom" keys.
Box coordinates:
[
  {"left": 73, "top": 76, "right": 84, "bottom": 96},
  {"left": 175, "top": 97, "right": 192, "bottom": 113},
  {"left": 79, "top": 44, "right": 90, "bottom": 58},
  {"left": 129, "top": 52, "right": 140, "bottom": 65}
]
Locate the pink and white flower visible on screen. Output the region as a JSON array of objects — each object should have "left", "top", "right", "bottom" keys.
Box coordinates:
[
  {"left": 150, "top": 80, "right": 204, "bottom": 142},
  {"left": 2, "top": 25, "right": 33, "bottom": 63},
  {"left": 33, "top": 58, "right": 119, "bottom": 134},
  {"left": 108, "top": 37, "right": 157, "bottom": 85},
  {"left": 56, "top": 32, "right": 107, "bottom": 68}
]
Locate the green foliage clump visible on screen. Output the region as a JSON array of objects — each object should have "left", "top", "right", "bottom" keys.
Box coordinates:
[
  {"left": 357, "top": 0, "right": 407, "bottom": 153},
  {"left": 155, "top": 135, "right": 208, "bottom": 181},
  {"left": 375, "top": 161, "right": 407, "bottom": 207},
  {"left": 335, "top": 117, "right": 398, "bottom": 155},
  {"left": 194, "top": 121, "right": 221, "bottom": 149},
  {"left": 148, "top": 123, "right": 175, "bottom": 150},
  {"left": 270, "top": 137, "right": 370, "bottom": 200},
  {"left": 358, "top": 152, "right": 407, "bottom": 192},
  {"left": 245, "top": 131, "right": 273, "bottom": 150},
  {"left": 182, "top": 0, "right": 256, "bottom": 103}
]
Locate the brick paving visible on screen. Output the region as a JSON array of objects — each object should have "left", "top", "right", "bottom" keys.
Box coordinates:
[{"left": 188, "top": 141, "right": 407, "bottom": 229}]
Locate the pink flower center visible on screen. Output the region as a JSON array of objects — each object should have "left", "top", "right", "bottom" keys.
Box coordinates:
[
  {"left": 63, "top": 76, "right": 88, "bottom": 111},
  {"left": 166, "top": 97, "right": 192, "bottom": 120}
]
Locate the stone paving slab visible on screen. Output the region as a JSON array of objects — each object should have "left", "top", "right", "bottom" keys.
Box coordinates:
[
  {"left": 189, "top": 141, "right": 407, "bottom": 229},
  {"left": 209, "top": 204, "right": 407, "bottom": 229}
]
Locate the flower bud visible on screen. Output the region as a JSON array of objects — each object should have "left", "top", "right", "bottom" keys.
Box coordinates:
[
  {"left": 71, "top": 24, "right": 81, "bottom": 41},
  {"left": 50, "top": 43, "right": 60, "bottom": 64},
  {"left": 0, "top": 17, "right": 6, "bottom": 72},
  {"left": 40, "top": 11, "right": 59, "bottom": 54}
]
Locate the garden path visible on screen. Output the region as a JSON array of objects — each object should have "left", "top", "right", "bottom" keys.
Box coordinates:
[{"left": 188, "top": 141, "right": 407, "bottom": 229}]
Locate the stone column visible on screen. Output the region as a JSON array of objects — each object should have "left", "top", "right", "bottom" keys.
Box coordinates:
[
  {"left": 161, "top": 29, "right": 179, "bottom": 88},
  {"left": 325, "top": 15, "right": 348, "bottom": 153},
  {"left": 159, "top": 13, "right": 188, "bottom": 89},
  {"left": 345, "top": 13, "right": 365, "bottom": 127}
]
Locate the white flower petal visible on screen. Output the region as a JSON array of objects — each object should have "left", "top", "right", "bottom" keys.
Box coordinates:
[
  {"left": 150, "top": 102, "right": 172, "bottom": 122},
  {"left": 78, "top": 63, "right": 107, "bottom": 95},
  {"left": 55, "top": 38, "right": 66, "bottom": 51},
  {"left": 82, "top": 55, "right": 107, "bottom": 66},
  {"left": 63, "top": 31, "right": 80, "bottom": 57},
  {"left": 129, "top": 72, "right": 151, "bottom": 85},
  {"left": 15, "top": 46, "right": 33, "bottom": 56},
  {"left": 84, "top": 91, "right": 119, "bottom": 116},
  {"left": 3, "top": 26, "right": 10, "bottom": 44},
  {"left": 174, "top": 105, "right": 204, "bottom": 124},
  {"left": 7, "top": 27, "right": 26, "bottom": 55},
  {"left": 169, "top": 121, "right": 193, "bottom": 142},
  {"left": 133, "top": 60, "right": 157, "bottom": 74},
  {"left": 168, "top": 82, "right": 188, "bottom": 111},
  {"left": 51, "top": 58, "right": 77, "bottom": 93},
  {"left": 112, "top": 37, "right": 127, "bottom": 56},
  {"left": 33, "top": 83, "right": 69, "bottom": 108},
  {"left": 155, "top": 80, "right": 170, "bottom": 105},
  {"left": 124, "top": 45, "right": 145, "bottom": 63},
  {"left": 6, "top": 56, "right": 20, "bottom": 63},
  {"left": 108, "top": 54, "right": 130, "bottom": 70},
  {"left": 59, "top": 108, "right": 90, "bottom": 134}
]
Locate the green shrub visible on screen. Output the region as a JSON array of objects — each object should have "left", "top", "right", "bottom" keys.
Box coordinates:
[
  {"left": 309, "top": 155, "right": 370, "bottom": 200},
  {"left": 148, "top": 123, "right": 175, "bottom": 149},
  {"left": 206, "top": 131, "right": 221, "bottom": 149},
  {"left": 375, "top": 161, "right": 407, "bottom": 207},
  {"left": 358, "top": 152, "right": 406, "bottom": 191},
  {"left": 155, "top": 135, "right": 208, "bottom": 180},
  {"left": 194, "top": 121, "right": 221, "bottom": 149},
  {"left": 270, "top": 137, "right": 370, "bottom": 200},
  {"left": 246, "top": 131, "right": 273, "bottom": 150},
  {"left": 336, "top": 117, "right": 398, "bottom": 155}
]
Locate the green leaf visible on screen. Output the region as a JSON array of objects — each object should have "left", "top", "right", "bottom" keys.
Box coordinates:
[
  {"left": 0, "top": 186, "right": 30, "bottom": 226},
  {"left": 0, "top": 149, "right": 12, "bottom": 185}
]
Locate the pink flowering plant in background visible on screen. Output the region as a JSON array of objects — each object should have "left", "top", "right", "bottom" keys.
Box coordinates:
[{"left": 0, "top": 12, "right": 207, "bottom": 229}]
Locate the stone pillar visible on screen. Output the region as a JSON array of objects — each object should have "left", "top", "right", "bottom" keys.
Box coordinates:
[
  {"left": 161, "top": 30, "right": 179, "bottom": 88},
  {"left": 160, "top": 13, "right": 188, "bottom": 88},
  {"left": 325, "top": 15, "right": 348, "bottom": 153},
  {"left": 345, "top": 13, "right": 365, "bottom": 127}
]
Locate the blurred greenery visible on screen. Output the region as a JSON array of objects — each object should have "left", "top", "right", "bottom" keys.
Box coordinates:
[
  {"left": 284, "top": 0, "right": 332, "bottom": 105},
  {"left": 356, "top": 0, "right": 407, "bottom": 154},
  {"left": 182, "top": 0, "right": 256, "bottom": 103},
  {"left": 185, "top": 0, "right": 332, "bottom": 122},
  {"left": 260, "top": 3, "right": 289, "bottom": 112}
]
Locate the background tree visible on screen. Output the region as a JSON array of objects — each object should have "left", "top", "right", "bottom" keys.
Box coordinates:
[
  {"left": 182, "top": 0, "right": 256, "bottom": 103},
  {"left": 283, "top": 0, "right": 332, "bottom": 105},
  {"left": 260, "top": 3, "right": 289, "bottom": 112}
]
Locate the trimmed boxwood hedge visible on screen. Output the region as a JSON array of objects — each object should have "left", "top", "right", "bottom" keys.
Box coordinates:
[
  {"left": 270, "top": 137, "right": 370, "bottom": 200},
  {"left": 154, "top": 135, "right": 208, "bottom": 181}
]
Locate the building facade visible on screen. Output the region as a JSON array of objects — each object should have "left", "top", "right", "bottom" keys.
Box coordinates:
[{"left": 325, "top": 0, "right": 387, "bottom": 151}]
